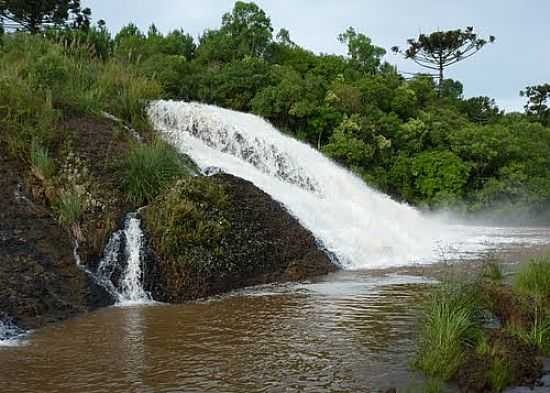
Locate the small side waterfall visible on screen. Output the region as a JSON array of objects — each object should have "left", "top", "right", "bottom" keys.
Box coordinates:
[
  {"left": 0, "top": 317, "right": 25, "bottom": 346},
  {"left": 95, "top": 213, "right": 152, "bottom": 305}
]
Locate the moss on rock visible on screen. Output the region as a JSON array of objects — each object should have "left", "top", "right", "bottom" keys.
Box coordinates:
[{"left": 144, "top": 173, "right": 337, "bottom": 302}]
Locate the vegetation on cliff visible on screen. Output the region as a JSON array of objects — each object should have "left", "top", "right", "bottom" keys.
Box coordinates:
[{"left": 143, "top": 174, "right": 336, "bottom": 302}]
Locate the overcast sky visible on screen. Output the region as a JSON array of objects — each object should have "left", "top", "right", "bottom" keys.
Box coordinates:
[{"left": 82, "top": 0, "right": 550, "bottom": 112}]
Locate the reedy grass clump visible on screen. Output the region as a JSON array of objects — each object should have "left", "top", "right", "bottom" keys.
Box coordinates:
[
  {"left": 54, "top": 190, "right": 85, "bottom": 226},
  {"left": 514, "top": 256, "right": 550, "bottom": 300},
  {"left": 510, "top": 256, "right": 550, "bottom": 354},
  {"left": 0, "top": 33, "right": 162, "bottom": 159},
  {"left": 415, "top": 281, "right": 481, "bottom": 380},
  {"left": 487, "top": 356, "right": 513, "bottom": 392},
  {"left": 507, "top": 303, "right": 550, "bottom": 356},
  {"left": 30, "top": 141, "right": 56, "bottom": 180},
  {"left": 123, "top": 140, "right": 189, "bottom": 205},
  {"left": 481, "top": 259, "right": 504, "bottom": 283}
]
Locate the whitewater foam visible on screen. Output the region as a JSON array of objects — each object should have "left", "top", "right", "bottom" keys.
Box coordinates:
[
  {"left": 0, "top": 318, "right": 26, "bottom": 347},
  {"left": 95, "top": 213, "right": 152, "bottom": 305},
  {"left": 148, "top": 101, "right": 550, "bottom": 269}
]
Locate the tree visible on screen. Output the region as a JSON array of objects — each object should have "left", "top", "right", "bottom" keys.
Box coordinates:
[
  {"left": 392, "top": 27, "right": 494, "bottom": 94},
  {"left": 521, "top": 84, "right": 550, "bottom": 125},
  {"left": 338, "top": 27, "right": 386, "bottom": 74},
  {"left": 0, "top": 0, "right": 91, "bottom": 33},
  {"left": 459, "top": 96, "right": 500, "bottom": 123},
  {"left": 220, "top": 1, "right": 273, "bottom": 58}
]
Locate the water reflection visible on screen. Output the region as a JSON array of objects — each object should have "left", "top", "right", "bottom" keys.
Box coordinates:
[{"left": 123, "top": 306, "right": 146, "bottom": 390}]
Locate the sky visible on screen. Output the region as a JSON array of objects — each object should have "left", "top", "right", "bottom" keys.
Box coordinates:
[{"left": 82, "top": 0, "right": 550, "bottom": 112}]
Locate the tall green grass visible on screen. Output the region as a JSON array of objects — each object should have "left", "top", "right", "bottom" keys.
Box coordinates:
[
  {"left": 30, "top": 141, "right": 56, "bottom": 180},
  {"left": 54, "top": 190, "right": 85, "bottom": 226},
  {"left": 514, "top": 256, "right": 550, "bottom": 299},
  {"left": 415, "top": 282, "right": 481, "bottom": 380},
  {"left": 0, "top": 33, "right": 162, "bottom": 159},
  {"left": 509, "top": 257, "right": 550, "bottom": 355},
  {"left": 123, "top": 140, "right": 189, "bottom": 205}
]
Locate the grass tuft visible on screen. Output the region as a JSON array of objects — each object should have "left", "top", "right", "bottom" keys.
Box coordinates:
[
  {"left": 54, "top": 190, "right": 85, "bottom": 226},
  {"left": 31, "top": 141, "right": 56, "bottom": 180},
  {"left": 414, "top": 282, "right": 481, "bottom": 380},
  {"left": 481, "top": 259, "right": 504, "bottom": 283},
  {"left": 123, "top": 140, "right": 188, "bottom": 205},
  {"left": 514, "top": 256, "right": 550, "bottom": 300}
]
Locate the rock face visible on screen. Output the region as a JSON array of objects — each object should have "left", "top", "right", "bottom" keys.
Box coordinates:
[
  {"left": 0, "top": 142, "right": 113, "bottom": 331},
  {"left": 144, "top": 174, "right": 337, "bottom": 302}
]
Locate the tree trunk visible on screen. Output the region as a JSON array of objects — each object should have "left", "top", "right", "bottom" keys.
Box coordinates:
[{"left": 438, "top": 56, "right": 444, "bottom": 97}]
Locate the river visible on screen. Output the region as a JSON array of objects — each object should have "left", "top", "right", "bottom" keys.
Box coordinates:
[{"left": 2, "top": 235, "right": 550, "bottom": 393}]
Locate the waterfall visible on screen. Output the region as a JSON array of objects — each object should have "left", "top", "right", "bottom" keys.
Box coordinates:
[
  {"left": 147, "top": 101, "right": 549, "bottom": 269},
  {"left": 95, "top": 213, "right": 151, "bottom": 305}
]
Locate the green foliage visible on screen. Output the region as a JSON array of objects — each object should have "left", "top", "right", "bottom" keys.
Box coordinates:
[
  {"left": 96, "top": 61, "right": 162, "bottom": 126},
  {"left": 220, "top": 1, "right": 273, "bottom": 58},
  {"left": 0, "top": 0, "right": 91, "bottom": 33},
  {"left": 411, "top": 151, "right": 471, "bottom": 206},
  {"left": 31, "top": 141, "right": 56, "bottom": 180},
  {"left": 123, "top": 140, "right": 189, "bottom": 205},
  {"left": 54, "top": 190, "right": 84, "bottom": 226},
  {"left": 415, "top": 282, "right": 481, "bottom": 380},
  {"left": 509, "top": 304, "right": 550, "bottom": 356},
  {"left": 488, "top": 356, "right": 513, "bottom": 393},
  {"left": 508, "top": 257, "right": 550, "bottom": 355},
  {"left": 1, "top": 3, "right": 549, "bottom": 214},
  {"left": 338, "top": 27, "right": 386, "bottom": 74},
  {"left": 521, "top": 84, "right": 550, "bottom": 125},
  {"left": 392, "top": 27, "right": 495, "bottom": 92},
  {"left": 480, "top": 259, "right": 504, "bottom": 283},
  {"left": 144, "top": 177, "right": 231, "bottom": 265},
  {"left": 514, "top": 256, "right": 550, "bottom": 300}
]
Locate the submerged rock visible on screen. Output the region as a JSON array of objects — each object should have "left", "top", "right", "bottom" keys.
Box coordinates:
[{"left": 144, "top": 173, "right": 337, "bottom": 302}]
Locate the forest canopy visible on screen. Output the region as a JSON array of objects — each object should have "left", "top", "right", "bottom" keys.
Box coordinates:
[{"left": 1, "top": 1, "right": 549, "bottom": 221}]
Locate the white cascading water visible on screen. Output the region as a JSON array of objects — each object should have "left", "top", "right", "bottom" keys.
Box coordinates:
[
  {"left": 148, "top": 101, "right": 550, "bottom": 269},
  {"left": 0, "top": 318, "right": 25, "bottom": 346},
  {"left": 95, "top": 213, "right": 151, "bottom": 305}
]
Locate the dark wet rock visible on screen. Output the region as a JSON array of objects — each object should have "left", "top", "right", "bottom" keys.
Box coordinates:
[
  {"left": 456, "top": 331, "right": 542, "bottom": 393},
  {"left": 144, "top": 173, "right": 337, "bottom": 302},
  {"left": 0, "top": 141, "right": 114, "bottom": 331}
]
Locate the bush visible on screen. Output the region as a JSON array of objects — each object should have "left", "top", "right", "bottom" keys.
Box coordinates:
[{"left": 123, "top": 140, "right": 189, "bottom": 205}]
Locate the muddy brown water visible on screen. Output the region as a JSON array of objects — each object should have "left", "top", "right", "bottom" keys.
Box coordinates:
[{"left": 2, "top": 243, "right": 550, "bottom": 393}]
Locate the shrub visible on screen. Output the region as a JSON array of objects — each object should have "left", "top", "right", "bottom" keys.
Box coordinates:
[
  {"left": 28, "top": 51, "right": 68, "bottom": 90},
  {"left": 123, "top": 140, "right": 189, "bottom": 205},
  {"left": 415, "top": 282, "right": 481, "bottom": 380}
]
